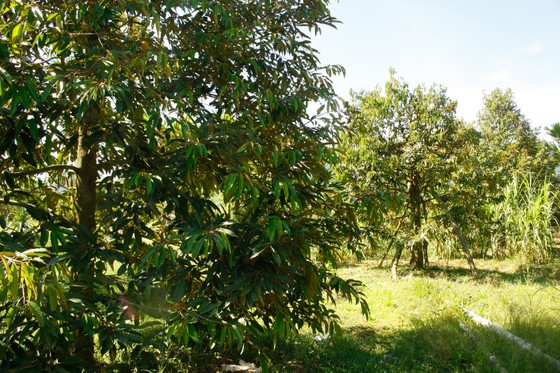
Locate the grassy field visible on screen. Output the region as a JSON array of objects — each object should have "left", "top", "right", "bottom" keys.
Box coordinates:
[{"left": 224, "top": 258, "right": 560, "bottom": 372}]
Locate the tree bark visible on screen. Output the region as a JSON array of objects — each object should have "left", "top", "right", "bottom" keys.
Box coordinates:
[
  {"left": 76, "top": 126, "right": 97, "bottom": 232},
  {"left": 73, "top": 103, "right": 99, "bottom": 364},
  {"left": 378, "top": 237, "right": 395, "bottom": 268},
  {"left": 462, "top": 307, "right": 560, "bottom": 370},
  {"left": 379, "top": 218, "right": 404, "bottom": 268},
  {"left": 446, "top": 211, "right": 477, "bottom": 276},
  {"left": 10, "top": 164, "right": 79, "bottom": 177},
  {"left": 432, "top": 193, "right": 478, "bottom": 276},
  {"left": 390, "top": 242, "right": 403, "bottom": 280},
  {"left": 458, "top": 321, "right": 507, "bottom": 373},
  {"left": 409, "top": 180, "right": 427, "bottom": 270}
]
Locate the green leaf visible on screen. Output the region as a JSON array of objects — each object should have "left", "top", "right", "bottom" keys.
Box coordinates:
[
  {"left": 76, "top": 100, "right": 89, "bottom": 121},
  {"left": 8, "top": 265, "right": 19, "bottom": 298},
  {"left": 48, "top": 288, "right": 58, "bottom": 312},
  {"left": 82, "top": 314, "right": 95, "bottom": 336},
  {"left": 223, "top": 174, "right": 238, "bottom": 202},
  {"left": 273, "top": 313, "right": 284, "bottom": 335},
  {"left": 146, "top": 176, "right": 154, "bottom": 196},
  {"left": 198, "top": 302, "right": 218, "bottom": 315},
  {"left": 267, "top": 218, "right": 277, "bottom": 242},
  {"left": 28, "top": 119, "right": 39, "bottom": 141},
  {"left": 11, "top": 22, "right": 25, "bottom": 43},
  {"left": 231, "top": 324, "right": 243, "bottom": 346},
  {"left": 188, "top": 324, "right": 201, "bottom": 344},
  {"left": 24, "top": 204, "right": 46, "bottom": 221},
  {"left": 28, "top": 300, "right": 45, "bottom": 327},
  {"left": 4, "top": 172, "right": 15, "bottom": 189},
  {"left": 40, "top": 81, "right": 54, "bottom": 103},
  {"left": 117, "top": 262, "right": 127, "bottom": 276},
  {"left": 50, "top": 230, "right": 59, "bottom": 252},
  {"left": 0, "top": 41, "right": 9, "bottom": 60},
  {"left": 5, "top": 307, "right": 17, "bottom": 329},
  {"left": 259, "top": 354, "right": 270, "bottom": 373},
  {"left": 171, "top": 280, "right": 186, "bottom": 302},
  {"left": 182, "top": 322, "right": 190, "bottom": 345},
  {"left": 218, "top": 326, "right": 227, "bottom": 346},
  {"left": 39, "top": 229, "right": 49, "bottom": 246}
]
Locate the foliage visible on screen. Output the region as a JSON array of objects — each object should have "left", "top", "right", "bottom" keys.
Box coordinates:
[
  {"left": 489, "top": 175, "right": 557, "bottom": 263},
  {"left": 228, "top": 259, "right": 560, "bottom": 372},
  {"left": 335, "top": 71, "right": 483, "bottom": 270},
  {"left": 0, "top": 0, "right": 368, "bottom": 370},
  {"left": 476, "top": 90, "right": 558, "bottom": 262},
  {"left": 478, "top": 88, "right": 556, "bottom": 182},
  {"left": 545, "top": 122, "right": 560, "bottom": 170}
]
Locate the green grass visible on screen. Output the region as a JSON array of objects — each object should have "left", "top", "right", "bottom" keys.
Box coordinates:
[
  {"left": 119, "top": 258, "right": 560, "bottom": 372},
  {"left": 247, "top": 258, "right": 560, "bottom": 372}
]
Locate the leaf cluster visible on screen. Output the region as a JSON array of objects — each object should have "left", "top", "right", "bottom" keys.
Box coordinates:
[{"left": 0, "top": 0, "right": 368, "bottom": 370}]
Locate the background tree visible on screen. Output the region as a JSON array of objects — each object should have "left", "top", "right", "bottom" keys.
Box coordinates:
[
  {"left": 478, "top": 88, "right": 555, "bottom": 182},
  {"left": 477, "top": 89, "right": 557, "bottom": 261},
  {"left": 546, "top": 122, "right": 560, "bottom": 165},
  {"left": 335, "top": 71, "right": 479, "bottom": 272},
  {"left": 0, "top": 0, "right": 368, "bottom": 369}
]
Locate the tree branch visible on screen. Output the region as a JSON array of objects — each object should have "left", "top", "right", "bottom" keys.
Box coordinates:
[
  {"left": 432, "top": 193, "right": 477, "bottom": 275},
  {"left": 1, "top": 199, "right": 74, "bottom": 227},
  {"left": 462, "top": 307, "right": 560, "bottom": 370},
  {"left": 9, "top": 165, "right": 79, "bottom": 178}
]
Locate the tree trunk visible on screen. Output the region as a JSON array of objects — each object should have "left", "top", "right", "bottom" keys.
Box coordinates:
[
  {"left": 378, "top": 237, "right": 395, "bottom": 268},
  {"left": 409, "top": 181, "right": 427, "bottom": 270},
  {"left": 462, "top": 307, "right": 560, "bottom": 370},
  {"left": 432, "top": 193, "right": 478, "bottom": 276},
  {"left": 390, "top": 242, "right": 403, "bottom": 280},
  {"left": 446, "top": 211, "right": 477, "bottom": 276},
  {"left": 379, "top": 219, "right": 404, "bottom": 268},
  {"left": 422, "top": 239, "right": 429, "bottom": 269},
  {"left": 73, "top": 103, "right": 99, "bottom": 363}
]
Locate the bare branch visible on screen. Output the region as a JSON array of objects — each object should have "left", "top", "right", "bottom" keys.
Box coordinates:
[
  {"left": 462, "top": 307, "right": 560, "bottom": 370},
  {"left": 9, "top": 165, "right": 79, "bottom": 178},
  {"left": 1, "top": 199, "right": 74, "bottom": 227}
]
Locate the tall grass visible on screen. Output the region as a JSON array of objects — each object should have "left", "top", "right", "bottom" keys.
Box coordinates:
[{"left": 490, "top": 175, "right": 557, "bottom": 264}]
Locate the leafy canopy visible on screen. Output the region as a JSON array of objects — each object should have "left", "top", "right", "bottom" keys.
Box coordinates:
[
  {"left": 336, "top": 71, "right": 482, "bottom": 270},
  {"left": 478, "top": 88, "right": 555, "bottom": 181},
  {"left": 0, "top": 0, "right": 367, "bottom": 369}
]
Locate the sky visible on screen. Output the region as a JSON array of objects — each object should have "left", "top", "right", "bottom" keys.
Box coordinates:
[{"left": 311, "top": 0, "right": 560, "bottom": 131}]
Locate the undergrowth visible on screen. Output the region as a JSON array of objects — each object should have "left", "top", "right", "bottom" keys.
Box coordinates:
[{"left": 115, "top": 259, "right": 560, "bottom": 372}]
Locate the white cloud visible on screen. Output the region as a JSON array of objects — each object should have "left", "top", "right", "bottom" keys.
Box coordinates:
[
  {"left": 515, "top": 86, "right": 560, "bottom": 128},
  {"left": 483, "top": 68, "right": 513, "bottom": 85},
  {"left": 482, "top": 41, "right": 545, "bottom": 87},
  {"left": 517, "top": 41, "right": 545, "bottom": 55}
]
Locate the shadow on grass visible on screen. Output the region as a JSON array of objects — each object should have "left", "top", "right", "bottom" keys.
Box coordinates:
[
  {"left": 507, "top": 304, "right": 560, "bottom": 360},
  {"left": 235, "top": 316, "right": 476, "bottom": 372},
  {"left": 343, "top": 257, "right": 560, "bottom": 286},
  {"left": 244, "top": 312, "right": 560, "bottom": 373},
  {"left": 426, "top": 262, "right": 560, "bottom": 286},
  {"left": 471, "top": 313, "right": 560, "bottom": 373},
  {"left": 113, "top": 310, "right": 560, "bottom": 372}
]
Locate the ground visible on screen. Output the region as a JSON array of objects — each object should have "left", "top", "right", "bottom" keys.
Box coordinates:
[
  {"left": 216, "top": 258, "right": 560, "bottom": 372},
  {"left": 149, "top": 258, "right": 560, "bottom": 372}
]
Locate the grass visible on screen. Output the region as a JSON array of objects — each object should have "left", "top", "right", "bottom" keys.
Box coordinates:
[
  {"left": 239, "top": 258, "right": 560, "bottom": 372},
  {"left": 124, "top": 258, "right": 560, "bottom": 372}
]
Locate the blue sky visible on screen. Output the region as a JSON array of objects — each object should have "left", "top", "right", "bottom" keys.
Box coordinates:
[{"left": 312, "top": 0, "right": 560, "bottom": 130}]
